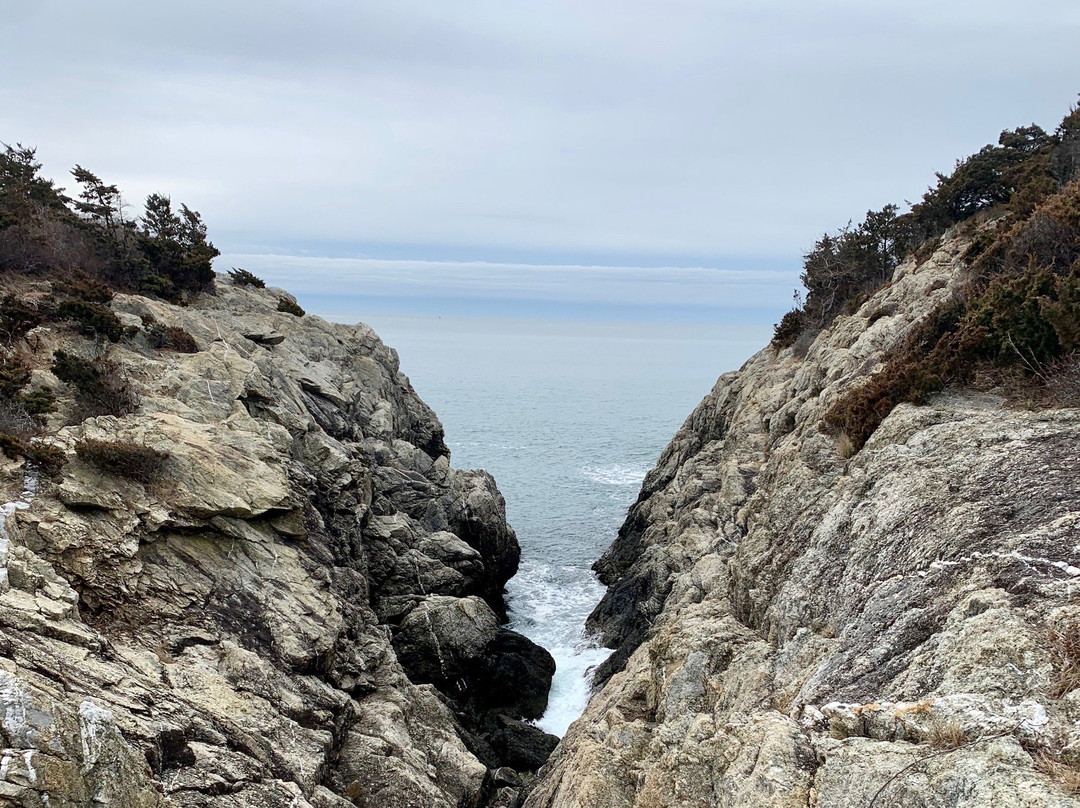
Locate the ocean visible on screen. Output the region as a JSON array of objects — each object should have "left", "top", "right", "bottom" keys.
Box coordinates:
[{"left": 344, "top": 314, "right": 772, "bottom": 735}]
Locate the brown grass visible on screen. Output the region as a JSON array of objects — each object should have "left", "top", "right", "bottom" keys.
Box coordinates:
[
  {"left": 1047, "top": 619, "right": 1080, "bottom": 698},
  {"left": 924, "top": 719, "right": 967, "bottom": 750},
  {"left": 1036, "top": 751, "right": 1080, "bottom": 795}
]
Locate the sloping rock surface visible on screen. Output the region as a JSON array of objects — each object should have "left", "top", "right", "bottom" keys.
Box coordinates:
[
  {"left": 528, "top": 236, "right": 1080, "bottom": 807},
  {"left": 0, "top": 278, "right": 550, "bottom": 807}
]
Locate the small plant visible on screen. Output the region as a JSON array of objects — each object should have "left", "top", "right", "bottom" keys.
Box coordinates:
[
  {"left": 75, "top": 438, "right": 168, "bottom": 484},
  {"left": 276, "top": 296, "right": 305, "bottom": 317},
  {"left": 51, "top": 350, "right": 139, "bottom": 420},
  {"left": 228, "top": 268, "right": 265, "bottom": 289}
]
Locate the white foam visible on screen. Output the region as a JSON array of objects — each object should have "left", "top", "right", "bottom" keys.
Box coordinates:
[
  {"left": 580, "top": 463, "right": 650, "bottom": 487},
  {"left": 507, "top": 561, "right": 613, "bottom": 737}
]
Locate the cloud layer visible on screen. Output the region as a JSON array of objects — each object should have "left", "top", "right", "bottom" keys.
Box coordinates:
[{"left": 3, "top": 1, "right": 1079, "bottom": 273}]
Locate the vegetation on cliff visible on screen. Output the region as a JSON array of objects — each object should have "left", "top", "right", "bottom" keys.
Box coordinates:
[{"left": 775, "top": 98, "right": 1080, "bottom": 449}]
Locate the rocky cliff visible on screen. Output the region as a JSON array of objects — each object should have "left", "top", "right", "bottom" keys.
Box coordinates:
[
  {"left": 527, "top": 234, "right": 1080, "bottom": 807},
  {"left": 0, "top": 276, "right": 554, "bottom": 807}
]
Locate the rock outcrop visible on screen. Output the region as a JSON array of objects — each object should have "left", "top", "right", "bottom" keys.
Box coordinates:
[
  {"left": 0, "top": 278, "right": 553, "bottom": 807},
  {"left": 528, "top": 235, "right": 1080, "bottom": 807}
]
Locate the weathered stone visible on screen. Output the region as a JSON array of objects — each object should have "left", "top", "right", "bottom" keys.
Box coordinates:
[
  {"left": 0, "top": 275, "right": 544, "bottom": 807},
  {"left": 529, "top": 235, "right": 1080, "bottom": 807}
]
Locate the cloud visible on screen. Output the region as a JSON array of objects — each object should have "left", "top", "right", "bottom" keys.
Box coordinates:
[{"left": 2, "top": 1, "right": 1078, "bottom": 271}]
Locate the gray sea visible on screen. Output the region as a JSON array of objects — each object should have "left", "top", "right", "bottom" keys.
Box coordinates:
[
  {"left": 235, "top": 255, "right": 788, "bottom": 735},
  {"left": 347, "top": 314, "right": 771, "bottom": 735}
]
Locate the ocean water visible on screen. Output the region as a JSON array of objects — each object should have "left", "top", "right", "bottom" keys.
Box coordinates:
[{"left": 350, "top": 314, "right": 772, "bottom": 735}]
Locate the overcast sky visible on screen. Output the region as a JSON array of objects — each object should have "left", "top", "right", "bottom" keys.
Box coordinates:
[{"left": 2, "top": 1, "right": 1079, "bottom": 302}]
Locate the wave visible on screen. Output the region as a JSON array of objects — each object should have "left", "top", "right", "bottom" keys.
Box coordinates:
[{"left": 580, "top": 463, "right": 651, "bottom": 487}]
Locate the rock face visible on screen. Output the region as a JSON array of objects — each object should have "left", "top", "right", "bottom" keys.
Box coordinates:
[
  {"left": 0, "top": 278, "right": 553, "bottom": 807},
  {"left": 528, "top": 236, "right": 1080, "bottom": 807}
]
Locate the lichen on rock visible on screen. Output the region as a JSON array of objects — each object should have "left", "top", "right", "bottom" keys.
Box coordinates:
[
  {"left": 0, "top": 274, "right": 553, "bottom": 807},
  {"left": 527, "top": 235, "right": 1080, "bottom": 808}
]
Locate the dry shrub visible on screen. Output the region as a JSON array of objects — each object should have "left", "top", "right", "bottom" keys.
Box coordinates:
[
  {"left": 1047, "top": 619, "right": 1080, "bottom": 698},
  {"left": 0, "top": 399, "right": 39, "bottom": 442},
  {"left": 925, "top": 720, "right": 967, "bottom": 749},
  {"left": 836, "top": 432, "right": 856, "bottom": 459},
  {"left": 145, "top": 322, "right": 198, "bottom": 353},
  {"left": 75, "top": 438, "right": 168, "bottom": 484},
  {"left": 23, "top": 441, "right": 66, "bottom": 478}
]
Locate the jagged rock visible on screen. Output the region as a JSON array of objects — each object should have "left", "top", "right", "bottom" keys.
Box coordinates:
[
  {"left": 478, "top": 630, "right": 557, "bottom": 720},
  {"left": 392, "top": 595, "right": 501, "bottom": 685},
  {"left": 242, "top": 330, "right": 286, "bottom": 346},
  {"left": 528, "top": 235, "right": 1080, "bottom": 807},
  {"left": 487, "top": 716, "right": 560, "bottom": 772},
  {"left": 0, "top": 277, "right": 544, "bottom": 807}
]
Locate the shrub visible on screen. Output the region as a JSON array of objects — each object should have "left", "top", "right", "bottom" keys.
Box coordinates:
[
  {"left": 51, "top": 350, "right": 139, "bottom": 419},
  {"left": 772, "top": 308, "right": 805, "bottom": 349},
  {"left": 19, "top": 386, "right": 56, "bottom": 415},
  {"left": 277, "top": 296, "right": 305, "bottom": 317},
  {"left": 0, "top": 295, "right": 41, "bottom": 344},
  {"left": 228, "top": 268, "right": 265, "bottom": 288},
  {"left": 55, "top": 271, "right": 113, "bottom": 304},
  {"left": 23, "top": 441, "right": 66, "bottom": 478},
  {"left": 56, "top": 299, "right": 124, "bottom": 342},
  {"left": 145, "top": 322, "right": 198, "bottom": 353},
  {"left": 75, "top": 438, "right": 168, "bottom": 484},
  {"left": 0, "top": 355, "right": 31, "bottom": 399}
]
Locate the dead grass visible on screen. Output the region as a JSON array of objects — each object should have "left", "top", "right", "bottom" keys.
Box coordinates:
[
  {"left": 924, "top": 719, "right": 967, "bottom": 750},
  {"left": 1036, "top": 751, "right": 1080, "bottom": 795},
  {"left": 836, "top": 432, "right": 856, "bottom": 459},
  {"left": 1047, "top": 619, "right": 1080, "bottom": 698}
]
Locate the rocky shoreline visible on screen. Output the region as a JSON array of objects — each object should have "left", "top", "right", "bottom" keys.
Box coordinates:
[
  {"left": 524, "top": 235, "right": 1080, "bottom": 807},
  {"left": 0, "top": 276, "right": 555, "bottom": 807}
]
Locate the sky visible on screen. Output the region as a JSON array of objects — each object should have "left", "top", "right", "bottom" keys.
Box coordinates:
[{"left": 2, "top": 1, "right": 1079, "bottom": 319}]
